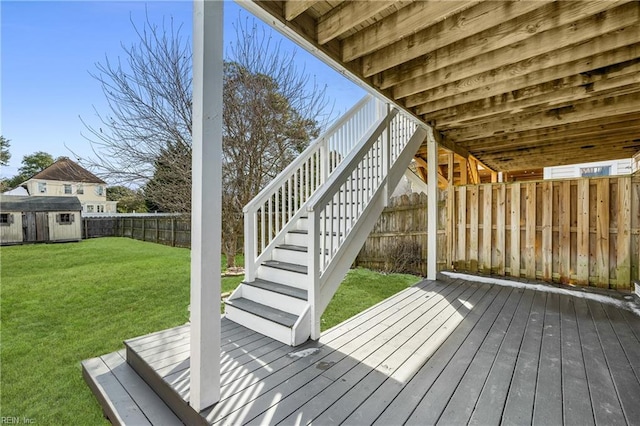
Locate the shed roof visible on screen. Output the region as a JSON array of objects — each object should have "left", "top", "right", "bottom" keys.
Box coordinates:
[
  {"left": 29, "top": 157, "right": 106, "bottom": 184},
  {"left": 1, "top": 196, "right": 83, "bottom": 212}
]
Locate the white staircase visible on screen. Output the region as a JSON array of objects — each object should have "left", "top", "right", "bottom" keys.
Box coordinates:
[{"left": 225, "top": 95, "right": 427, "bottom": 346}]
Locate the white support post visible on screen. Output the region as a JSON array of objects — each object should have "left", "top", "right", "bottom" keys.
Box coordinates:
[
  {"left": 190, "top": 0, "right": 223, "bottom": 411},
  {"left": 427, "top": 127, "right": 438, "bottom": 280},
  {"left": 308, "top": 210, "right": 321, "bottom": 340}
]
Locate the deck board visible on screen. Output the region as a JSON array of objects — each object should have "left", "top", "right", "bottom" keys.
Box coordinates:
[
  {"left": 406, "top": 286, "right": 515, "bottom": 425},
  {"left": 501, "top": 290, "right": 547, "bottom": 425},
  {"left": 533, "top": 292, "right": 563, "bottom": 426},
  {"left": 265, "top": 279, "right": 474, "bottom": 425},
  {"left": 575, "top": 297, "right": 627, "bottom": 426},
  {"left": 372, "top": 283, "right": 501, "bottom": 426},
  {"left": 559, "top": 295, "right": 595, "bottom": 426},
  {"left": 437, "top": 286, "right": 524, "bottom": 425},
  {"left": 467, "top": 288, "right": 536, "bottom": 425},
  {"left": 85, "top": 277, "right": 640, "bottom": 426},
  {"left": 588, "top": 299, "right": 640, "bottom": 424}
]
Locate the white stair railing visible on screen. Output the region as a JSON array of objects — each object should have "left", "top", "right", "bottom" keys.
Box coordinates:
[
  {"left": 306, "top": 106, "right": 424, "bottom": 338},
  {"left": 243, "top": 95, "right": 383, "bottom": 281}
]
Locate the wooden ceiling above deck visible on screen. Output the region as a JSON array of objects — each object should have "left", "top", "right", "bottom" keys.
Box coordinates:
[{"left": 250, "top": 0, "right": 640, "bottom": 172}]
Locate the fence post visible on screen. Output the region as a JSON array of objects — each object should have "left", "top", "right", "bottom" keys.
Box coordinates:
[
  {"left": 156, "top": 218, "right": 160, "bottom": 244},
  {"left": 142, "top": 218, "right": 146, "bottom": 241},
  {"left": 171, "top": 217, "right": 176, "bottom": 247}
]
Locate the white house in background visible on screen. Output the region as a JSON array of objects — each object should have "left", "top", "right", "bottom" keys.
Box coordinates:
[
  {"left": 19, "top": 157, "right": 117, "bottom": 214},
  {"left": 543, "top": 158, "right": 633, "bottom": 180}
]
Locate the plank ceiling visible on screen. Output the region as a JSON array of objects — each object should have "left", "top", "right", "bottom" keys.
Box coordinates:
[{"left": 247, "top": 0, "right": 640, "bottom": 172}]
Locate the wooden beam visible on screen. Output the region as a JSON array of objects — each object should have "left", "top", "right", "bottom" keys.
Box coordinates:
[
  {"left": 458, "top": 113, "right": 640, "bottom": 151},
  {"left": 414, "top": 156, "right": 448, "bottom": 189},
  {"left": 285, "top": 0, "right": 319, "bottom": 21},
  {"left": 423, "top": 62, "right": 640, "bottom": 126},
  {"left": 405, "top": 39, "right": 640, "bottom": 110},
  {"left": 382, "top": 0, "right": 623, "bottom": 90},
  {"left": 318, "top": 1, "right": 402, "bottom": 44},
  {"left": 362, "top": 1, "right": 545, "bottom": 77},
  {"left": 442, "top": 92, "right": 640, "bottom": 142},
  {"left": 459, "top": 157, "right": 468, "bottom": 185},
  {"left": 252, "top": 1, "right": 360, "bottom": 75},
  {"left": 428, "top": 128, "right": 470, "bottom": 160},
  {"left": 342, "top": 1, "right": 474, "bottom": 62},
  {"left": 468, "top": 157, "right": 480, "bottom": 185},
  {"left": 480, "top": 140, "right": 640, "bottom": 171},
  {"left": 468, "top": 128, "right": 640, "bottom": 158},
  {"left": 394, "top": 2, "right": 639, "bottom": 99}
]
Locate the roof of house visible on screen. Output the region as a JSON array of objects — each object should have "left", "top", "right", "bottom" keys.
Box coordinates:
[
  {"left": 29, "top": 157, "right": 106, "bottom": 184},
  {"left": 2, "top": 186, "right": 29, "bottom": 196},
  {"left": 0, "top": 195, "right": 83, "bottom": 212}
]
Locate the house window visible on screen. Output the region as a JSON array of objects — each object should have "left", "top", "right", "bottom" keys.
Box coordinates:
[
  {"left": 581, "top": 166, "right": 610, "bottom": 178},
  {"left": 0, "top": 213, "right": 13, "bottom": 226},
  {"left": 77, "top": 185, "right": 84, "bottom": 195},
  {"left": 96, "top": 205, "right": 104, "bottom": 213},
  {"left": 64, "top": 184, "right": 72, "bottom": 194},
  {"left": 38, "top": 182, "right": 47, "bottom": 193},
  {"left": 96, "top": 185, "right": 104, "bottom": 196},
  {"left": 87, "top": 205, "right": 95, "bottom": 213},
  {"left": 57, "top": 213, "right": 74, "bottom": 225}
]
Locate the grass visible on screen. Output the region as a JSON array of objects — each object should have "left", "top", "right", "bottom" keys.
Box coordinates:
[
  {"left": 321, "top": 267, "right": 420, "bottom": 331},
  {"left": 0, "top": 237, "right": 419, "bottom": 423}
]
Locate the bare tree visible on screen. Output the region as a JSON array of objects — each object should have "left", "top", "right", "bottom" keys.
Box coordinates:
[{"left": 82, "top": 14, "right": 332, "bottom": 268}]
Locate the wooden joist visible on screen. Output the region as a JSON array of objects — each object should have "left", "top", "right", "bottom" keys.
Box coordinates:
[
  {"left": 362, "top": 1, "right": 544, "bottom": 78},
  {"left": 392, "top": 1, "right": 636, "bottom": 99},
  {"left": 427, "top": 62, "right": 640, "bottom": 128},
  {"left": 443, "top": 92, "right": 640, "bottom": 142},
  {"left": 341, "top": 1, "right": 475, "bottom": 62},
  {"left": 284, "top": 0, "right": 319, "bottom": 21},
  {"left": 264, "top": 0, "right": 640, "bottom": 172},
  {"left": 317, "top": 1, "right": 401, "bottom": 45}
]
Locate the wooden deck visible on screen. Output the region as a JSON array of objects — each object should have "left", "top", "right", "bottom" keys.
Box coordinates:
[{"left": 84, "top": 277, "right": 640, "bottom": 425}]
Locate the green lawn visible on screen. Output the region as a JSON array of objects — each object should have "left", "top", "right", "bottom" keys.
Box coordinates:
[{"left": 0, "top": 237, "right": 419, "bottom": 424}]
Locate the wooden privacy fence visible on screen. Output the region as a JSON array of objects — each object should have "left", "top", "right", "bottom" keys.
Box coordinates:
[
  {"left": 356, "top": 192, "right": 447, "bottom": 276},
  {"left": 83, "top": 215, "right": 191, "bottom": 248},
  {"left": 448, "top": 173, "right": 640, "bottom": 290}
]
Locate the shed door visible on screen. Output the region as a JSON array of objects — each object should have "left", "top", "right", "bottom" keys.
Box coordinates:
[{"left": 23, "top": 212, "right": 49, "bottom": 242}]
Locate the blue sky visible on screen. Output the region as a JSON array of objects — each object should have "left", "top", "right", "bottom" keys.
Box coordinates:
[{"left": 1, "top": 1, "right": 365, "bottom": 180}]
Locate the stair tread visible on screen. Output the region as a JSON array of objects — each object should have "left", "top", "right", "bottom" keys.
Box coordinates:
[
  {"left": 245, "top": 278, "right": 308, "bottom": 300},
  {"left": 277, "top": 244, "right": 307, "bottom": 253},
  {"left": 288, "top": 229, "right": 343, "bottom": 236},
  {"left": 226, "top": 297, "right": 298, "bottom": 328},
  {"left": 263, "top": 260, "right": 308, "bottom": 274}
]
